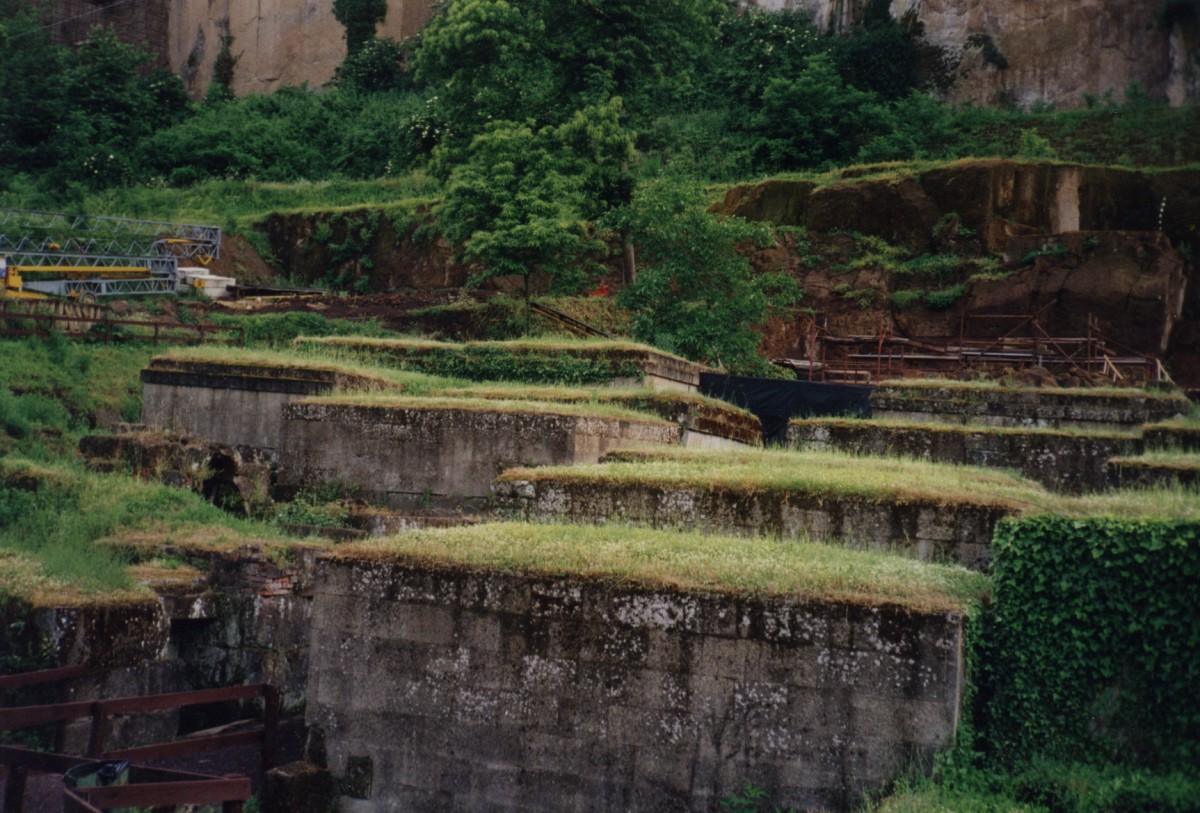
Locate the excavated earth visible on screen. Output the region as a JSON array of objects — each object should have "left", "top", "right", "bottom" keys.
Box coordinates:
[{"left": 181, "top": 161, "right": 1200, "bottom": 389}]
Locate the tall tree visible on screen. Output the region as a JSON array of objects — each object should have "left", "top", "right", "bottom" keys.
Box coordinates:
[
  {"left": 435, "top": 120, "right": 605, "bottom": 324},
  {"left": 605, "top": 176, "right": 801, "bottom": 373}
]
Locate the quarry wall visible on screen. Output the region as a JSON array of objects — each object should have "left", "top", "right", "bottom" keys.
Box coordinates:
[
  {"left": 306, "top": 555, "right": 968, "bottom": 812},
  {"left": 745, "top": 0, "right": 1197, "bottom": 108},
  {"left": 53, "top": 0, "right": 1196, "bottom": 106}
]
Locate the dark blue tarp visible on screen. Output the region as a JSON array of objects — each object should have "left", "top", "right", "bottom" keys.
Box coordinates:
[{"left": 700, "top": 373, "right": 873, "bottom": 445}]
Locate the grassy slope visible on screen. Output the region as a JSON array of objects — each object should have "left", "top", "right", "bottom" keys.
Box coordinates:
[{"left": 0, "top": 457, "right": 308, "bottom": 602}]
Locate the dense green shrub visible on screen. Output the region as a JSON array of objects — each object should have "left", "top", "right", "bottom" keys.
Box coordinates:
[{"left": 980, "top": 516, "right": 1200, "bottom": 769}]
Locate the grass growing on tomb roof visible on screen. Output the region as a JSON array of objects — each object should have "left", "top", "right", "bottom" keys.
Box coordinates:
[
  {"left": 296, "top": 393, "right": 674, "bottom": 424},
  {"left": 152, "top": 346, "right": 458, "bottom": 393},
  {"left": 0, "top": 458, "right": 309, "bottom": 601},
  {"left": 496, "top": 447, "right": 1200, "bottom": 519},
  {"left": 0, "top": 551, "right": 151, "bottom": 607},
  {"left": 499, "top": 447, "right": 1052, "bottom": 511},
  {"left": 432, "top": 383, "right": 755, "bottom": 417},
  {"left": 333, "top": 522, "right": 990, "bottom": 614},
  {"left": 1109, "top": 451, "right": 1200, "bottom": 468},
  {"left": 790, "top": 416, "right": 1141, "bottom": 440},
  {"left": 875, "top": 377, "right": 1191, "bottom": 402},
  {"left": 297, "top": 334, "right": 695, "bottom": 362}
]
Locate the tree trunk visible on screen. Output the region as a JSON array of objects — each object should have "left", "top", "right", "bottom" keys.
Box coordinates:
[{"left": 621, "top": 229, "right": 637, "bottom": 285}]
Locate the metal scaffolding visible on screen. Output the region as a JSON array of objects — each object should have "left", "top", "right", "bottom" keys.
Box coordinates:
[
  {"left": 777, "top": 307, "right": 1174, "bottom": 387},
  {"left": 0, "top": 209, "right": 221, "bottom": 299}
]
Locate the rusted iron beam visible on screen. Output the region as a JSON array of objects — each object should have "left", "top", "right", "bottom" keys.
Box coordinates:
[{"left": 0, "top": 665, "right": 88, "bottom": 694}]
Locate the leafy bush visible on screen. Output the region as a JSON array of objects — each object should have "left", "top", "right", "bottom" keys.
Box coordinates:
[
  {"left": 389, "top": 345, "right": 645, "bottom": 385},
  {"left": 890, "top": 289, "right": 925, "bottom": 310},
  {"left": 206, "top": 312, "right": 396, "bottom": 349}
]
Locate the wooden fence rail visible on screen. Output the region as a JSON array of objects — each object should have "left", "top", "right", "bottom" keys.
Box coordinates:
[
  {"left": 0, "top": 680, "right": 277, "bottom": 813},
  {"left": 0, "top": 300, "right": 242, "bottom": 346}
]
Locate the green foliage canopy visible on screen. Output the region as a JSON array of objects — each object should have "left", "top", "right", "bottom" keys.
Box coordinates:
[
  {"left": 435, "top": 119, "right": 603, "bottom": 298},
  {"left": 607, "top": 176, "right": 801, "bottom": 373}
]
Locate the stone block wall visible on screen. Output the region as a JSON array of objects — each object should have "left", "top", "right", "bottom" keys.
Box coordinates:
[
  {"left": 307, "top": 557, "right": 967, "bottom": 812},
  {"left": 278, "top": 402, "right": 677, "bottom": 507},
  {"left": 491, "top": 479, "right": 1006, "bottom": 570},
  {"left": 788, "top": 419, "right": 1140, "bottom": 493},
  {"left": 160, "top": 544, "right": 323, "bottom": 711}
]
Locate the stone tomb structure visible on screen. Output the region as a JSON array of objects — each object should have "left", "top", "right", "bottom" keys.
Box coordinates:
[
  {"left": 278, "top": 398, "right": 679, "bottom": 508},
  {"left": 788, "top": 419, "right": 1140, "bottom": 494},
  {"left": 307, "top": 539, "right": 970, "bottom": 813},
  {"left": 438, "top": 386, "right": 763, "bottom": 449},
  {"left": 141, "top": 357, "right": 389, "bottom": 458},
  {"left": 491, "top": 470, "right": 1006, "bottom": 571},
  {"left": 295, "top": 336, "right": 707, "bottom": 392},
  {"left": 870, "top": 382, "right": 1189, "bottom": 432}
]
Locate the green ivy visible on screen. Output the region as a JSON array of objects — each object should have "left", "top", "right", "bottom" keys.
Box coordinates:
[{"left": 980, "top": 516, "right": 1200, "bottom": 769}]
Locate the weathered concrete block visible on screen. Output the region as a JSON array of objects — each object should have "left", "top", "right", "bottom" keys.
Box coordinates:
[
  {"left": 262, "top": 760, "right": 335, "bottom": 813},
  {"left": 279, "top": 401, "right": 677, "bottom": 507},
  {"left": 870, "top": 383, "right": 1187, "bottom": 432},
  {"left": 1107, "top": 457, "right": 1200, "bottom": 489},
  {"left": 307, "top": 558, "right": 968, "bottom": 813}
]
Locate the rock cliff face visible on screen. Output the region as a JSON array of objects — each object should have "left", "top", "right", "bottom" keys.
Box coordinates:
[
  {"left": 63, "top": 0, "right": 1181, "bottom": 103},
  {"left": 168, "top": 0, "right": 436, "bottom": 97},
  {"left": 744, "top": 0, "right": 1198, "bottom": 109}
]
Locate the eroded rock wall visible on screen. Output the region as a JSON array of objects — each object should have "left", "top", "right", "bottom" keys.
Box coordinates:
[{"left": 160, "top": 0, "right": 1194, "bottom": 104}]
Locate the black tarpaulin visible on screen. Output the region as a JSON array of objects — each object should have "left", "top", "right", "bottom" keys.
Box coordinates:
[{"left": 700, "top": 373, "right": 873, "bottom": 444}]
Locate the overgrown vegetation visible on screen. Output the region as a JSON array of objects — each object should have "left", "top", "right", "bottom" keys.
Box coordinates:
[
  {"left": 980, "top": 516, "right": 1199, "bottom": 769},
  {"left": 3, "top": 0, "right": 1194, "bottom": 372},
  {"left": 500, "top": 447, "right": 1200, "bottom": 519},
  {"left": 0, "top": 334, "right": 154, "bottom": 458}
]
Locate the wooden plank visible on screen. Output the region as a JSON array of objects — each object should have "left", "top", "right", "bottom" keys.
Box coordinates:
[
  {"left": 97, "top": 684, "right": 262, "bottom": 715},
  {"left": 0, "top": 700, "right": 94, "bottom": 731},
  {"left": 0, "top": 745, "right": 88, "bottom": 774}
]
